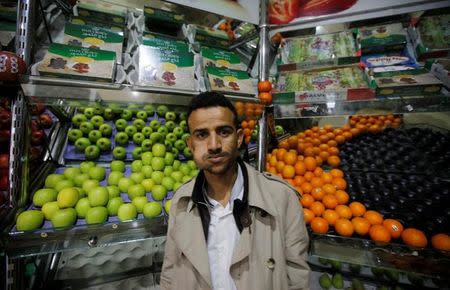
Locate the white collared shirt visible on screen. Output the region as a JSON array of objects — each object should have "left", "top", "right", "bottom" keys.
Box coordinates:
[{"left": 205, "top": 165, "right": 244, "bottom": 290}]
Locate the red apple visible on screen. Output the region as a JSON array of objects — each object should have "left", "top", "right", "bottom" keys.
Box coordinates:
[
  {"left": 0, "top": 97, "right": 10, "bottom": 111},
  {"left": 39, "top": 113, "right": 53, "bottom": 129},
  {"left": 0, "top": 129, "right": 10, "bottom": 144},
  {"left": 0, "top": 154, "right": 8, "bottom": 169},
  {"left": 0, "top": 51, "right": 26, "bottom": 82},
  {"left": 31, "top": 101, "right": 46, "bottom": 115},
  {"left": 31, "top": 119, "right": 41, "bottom": 131},
  {"left": 30, "top": 146, "right": 42, "bottom": 161},
  {"left": 0, "top": 110, "right": 11, "bottom": 128},
  {"left": 31, "top": 130, "right": 44, "bottom": 145}
]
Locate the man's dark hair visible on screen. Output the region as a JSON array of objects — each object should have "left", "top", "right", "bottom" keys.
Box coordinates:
[{"left": 186, "top": 92, "right": 239, "bottom": 131}]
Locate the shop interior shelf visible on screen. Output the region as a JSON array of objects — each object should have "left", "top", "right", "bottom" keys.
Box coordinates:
[
  {"left": 274, "top": 94, "right": 450, "bottom": 118},
  {"left": 20, "top": 75, "right": 259, "bottom": 107}
]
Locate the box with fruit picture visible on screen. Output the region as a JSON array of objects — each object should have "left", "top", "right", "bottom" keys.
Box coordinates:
[
  {"left": 69, "top": 17, "right": 124, "bottom": 35},
  {"left": 201, "top": 47, "right": 246, "bottom": 70},
  {"left": 185, "top": 24, "right": 230, "bottom": 49},
  {"left": 38, "top": 43, "right": 116, "bottom": 82},
  {"left": 144, "top": 6, "right": 185, "bottom": 38},
  {"left": 137, "top": 37, "right": 195, "bottom": 91},
  {"left": 76, "top": 0, "right": 127, "bottom": 28},
  {"left": 63, "top": 23, "right": 124, "bottom": 64},
  {"left": 279, "top": 31, "right": 359, "bottom": 71},
  {"left": 357, "top": 23, "right": 407, "bottom": 55},
  {"left": 206, "top": 66, "right": 256, "bottom": 95}
]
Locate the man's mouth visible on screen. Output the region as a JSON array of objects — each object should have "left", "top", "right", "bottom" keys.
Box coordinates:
[{"left": 205, "top": 153, "right": 228, "bottom": 163}]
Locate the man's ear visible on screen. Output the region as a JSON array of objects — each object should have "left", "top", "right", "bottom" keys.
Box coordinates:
[
  {"left": 237, "top": 128, "right": 244, "bottom": 148},
  {"left": 187, "top": 135, "right": 193, "bottom": 151}
]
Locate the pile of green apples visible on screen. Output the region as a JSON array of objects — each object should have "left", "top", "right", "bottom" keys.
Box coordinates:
[
  {"left": 67, "top": 104, "right": 192, "bottom": 161},
  {"left": 16, "top": 144, "right": 199, "bottom": 231}
]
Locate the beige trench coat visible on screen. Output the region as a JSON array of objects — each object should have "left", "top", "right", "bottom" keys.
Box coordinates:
[{"left": 161, "top": 162, "right": 310, "bottom": 290}]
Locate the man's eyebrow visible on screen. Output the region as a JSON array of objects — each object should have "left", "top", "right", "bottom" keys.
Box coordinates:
[
  {"left": 217, "top": 125, "right": 235, "bottom": 131},
  {"left": 192, "top": 128, "right": 208, "bottom": 134}
]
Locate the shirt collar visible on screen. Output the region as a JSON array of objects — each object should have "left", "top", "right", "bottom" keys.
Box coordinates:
[{"left": 202, "top": 164, "right": 244, "bottom": 208}]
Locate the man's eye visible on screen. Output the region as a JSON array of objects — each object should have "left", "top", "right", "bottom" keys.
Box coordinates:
[
  {"left": 219, "top": 129, "right": 232, "bottom": 137},
  {"left": 195, "top": 132, "right": 207, "bottom": 139}
]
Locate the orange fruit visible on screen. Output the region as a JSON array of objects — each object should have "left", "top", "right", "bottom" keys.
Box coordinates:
[
  {"left": 335, "top": 190, "right": 349, "bottom": 205},
  {"left": 304, "top": 147, "right": 315, "bottom": 157},
  {"left": 322, "top": 194, "right": 338, "bottom": 209},
  {"left": 321, "top": 172, "right": 333, "bottom": 184},
  {"left": 276, "top": 148, "right": 287, "bottom": 161},
  {"left": 322, "top": 184, "right": 336, "bottom": 195},
  {"left": 335, "top": 218, "right": 354, "bottom": 237},
  {"left": 319, "top": 151, "right": 330, "bottom": 161},
  {"left": 303, "top": 208, "right": 315, "bottom": 224},
  {"left": 315, "top": 156, "right": 323, "bottom": 167},
  {"left": 304, "top": 171, "right": 315, "bottom": 182},
  {"left": 310, "top": 177, "right": 323, "bottom": 188},
  {"left": 311, "top": 187, "right": 325, "bottom": 201},
  {"left": 335, "top": 205, "right": 352, "bottom": 219},
  {"left": 323, "top": 209, "right": 339, "bottom": 226},
  {"left": 310, "top": 217, "right": 329, "bottom": 234},
  {"left": 327, "top": 156, "right": 341, "bottom": 168},
  {"left": 278, "top": 140, "right": 290, "bottom": 150},
  {"left": 370, "top": 224, "right": 391, "bottom": 243},
  {"left": 335, "top": 135, "right": 346, "bottom": 144},
  {"left": 269, "top": 155, "right": 278, "bottom": 167},
  {"left": 332, "top": 177, "right": 347, "bottom": 190},
  {"left": 268, "top": 166, "right": 277, "bottom": 174},
  {"left": 382, "top": 219, "right": 404, "bottom": 239},
  {"left": 287, "top": 136, "right": 298, "bottom": 149},
  {"left": 310, "top": 201, "right": 325, "bottom": 217},
  {"left": 352, "top": 217, "right": 371, "bottom": 236},
  {"left": 282, "top": 165, "right": 295, "bottom": 179},
  {"left": 294, "top": 161, "right": 307, "bottom": 176},
  {"left": 300, "top": 194, "right": 314, "bottom": 208},
  {"left": 431, "top": 233, "right": 450, "bottom": 251},
  {"left": 248, "top": 119, "right": 256, "bottom": 129},
  {"left": 259, "top": 92, "right": 272, "bottom": 105},
  {"left": 293, "top": 175, "right": 305, "bottom": 186},
  {"left": 304, "top": 156, "right": 317, "bottom": 171},
  {"left": 342, "top": 131, "right": 353, "bottom": 140},
  {"left": 401, "top": 228, "right": 428, "bottom": 248},
  {"left": 241, "top": 120, "right": 249, "bottom": 129},
  {"left": 349, "top": 201, "right": 366, "bottom": 217},
  {"left": 327, "top": 140, "right": 338, "bottom": 147},
  {"left": 300, "top": 182, "right": 313, "bottom": 194},
  {"left": 276, "top": 161, "right": 285, "bottom": 173},
  {"left": 319, "top": 143, "right": 329, "bottom": 151},
  {"left": 286, "top": 179, "right": 295, "bottom": 186},
  {"left": 328, "top": 147, "right": 339, "bottom": 156},
  {"left": 258, "top": 80, "right": 272, "bottom": 92},
  {"left": 330, "top": 169, "right": 344, "bottom": 178},
  {"left": 350, "top": 128, "right": 360, "bottom": 136},
  {"left": 313, "top": 167, "right": 324, "bottom": 177},
  {"left": 364, "top": 210, "right": 383, "bottom": 225},
  {"left": 283, "top": 151, "right": 297, "bottom": 165}
]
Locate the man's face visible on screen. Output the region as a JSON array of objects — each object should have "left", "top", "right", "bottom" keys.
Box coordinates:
[{"left": 187, "top": 106, "right": 243, "bottom": 176}]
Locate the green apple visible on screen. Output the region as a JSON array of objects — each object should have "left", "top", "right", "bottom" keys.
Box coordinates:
[
  {"left": 107, "top": 196, "right": 124, "bottom": 215},
  {"left": 132, "top": 132, "right": 145, "bottom": 145},
  {"left": 174, "top": 139, "right": 186, "bottom": 151},
  {"left": 143, "top": 104, "right": 155, "bottom": 115},
  {"left": 151, "top": 157, "right": 165, "bottom": 171},
  {"left": 149, "top": 119, "right": 161, "bottom": 130},
  {"left": 156, "top": 105, "right": 168, "bottom": 117},
  {"left": 121, "top": 109, "right": 133, "bottom": 120},
  {"left": 275, "top": 125, "right": 284, "bottom": 135},
  {"left": 68, "top": 129, "right": 83, "bottom": 142},
  {"left": 133, "top": 118, "right": 146, "bottom": 131},
  {"left": 57, "top": 187, "right": 79, "bottom": 208},
  {"left": 136, "top": 110, "right": 148, "bottom": 120},
  {"left": 80, "top": 161, "right": 96, "bottom": 174},
  {"left": 75, "top": 197, "right": 91, "bottom": 218},
  {"left": 85, "top": 206, "right": 108, "bottom": 224},
  {"left": 187, "top": 160, "right": 197, "bottom": 170},
  {"left": 33, "top": 188, "right": 58, "bottom": 207},
  {"left": 173, "top": 160, "right": 181, "bottom": 171},
  {"left": 72, "top": 174, "right": 89, "bottom": 188},
  {"left": 75, "top": 137, "right": 91, "bottom": 151},
  {"left": 112, "top": 146, "right": 127, "bottom": 160},
  {"left": 72, "top": 114, "right": 87, "bottom": 127},
  {"left": 115, "top": 132, "right": 129, "bottom": 145},
  {"left": 63, "top": 167, "right": 81, "bottom": 180},
  {"left": 51, "top": 208, "right": 77, "bottom": 228},
  {"left": 161, "top": 176, "right": 175, "bottom": 191},
  {"left": 103, "top": 108, "right": 115, "bottom": 120},
  {"left": 141, "top": 178, "right": 155, "bottom": 192},
  {"left": 99, "top": 123, "right": 112, "bottom": 137},
  {"left": 96, "top": 137, "right": 111, "bottom": 151},
  {"left": 141, "top": 141, "right": 152, "bottom": 152},
  {"left": 128, "top": 184, "right": 146, "bottom": 200},
  {"left": 165, "top": 120, "right": 176, "bottom": 132},
  {"left": 108, "top": 171, "right": 124, "bottom": 185},
  {"left": 88, "top": 186, "right": 109, "bottom": 206},
  {"left": 157, "top": 126, "right": 169, "bottom": 138},
  {"left": 125, "top": 125, "right": 137, "bottom": 137},
  {"left": 150, "top": 132, "right": 163, "bottom": 143},
  {"left": 183, "top": 147, "right": 193, "bottom": 158},
  {"left": 79, "top": 121, "right": 94, "bottom": 135},
  {"left": 182, "top": 175, "right": 193, "bottom": 183},
  {"left": 82, "top": 179, "right": 100, "bottom": 193},
  {"left": 117, "top": 203, "right": 137, "bottom": 221},
  {"left": 164, "top": 200, "right": 172, "bottom": 215},
  {"left": 88, "top": 166, "right": 106, "bottom": 181},
  {"left": 181, "top": 133, "right": 190, "bottom": 142},
  {"left": 141, "top": 152, "right": 153, "bottom": 165},
  {"left": 132, "top": 147, "right": 143, "bottom": 160},
  {"left": 130, "top": 172, "right": 145, "bottom": 184},
  {"left": 152, "top": 143, "right": 166, "bottom": 157},
  {"left": 115, "top": 119, "right": 128, "bottom": 131},
  {"left": 190, "top": 169, "right": 199, "bottom": 177},
  {"left": 16, "top": 210, "right": 44, "bottom": 231},
  {"left": 165, "top": 111, "right": 176, "bottom": 121},
  {"left": 132, "top": 196, "right": 148, "bottom": 213},
  {"left": 173, "top": 182, "right": 182, "bottom": 191},
  {"left": 93, "top": 106, "right": 103, "bottom": 115},
  {"left": 131, "top": 160, "right": 143, "bottom": 173},
  {"left": 171, "top": 171, "right": 184, "bottom": 182},
  {"left": 118, "top": 177, "right": 135, "bottom": 193},
  {"left": 163, "top": 166, "right": 173, "bottom": 177},
  {"left": 143, "top": 202, "right": 162, "bottom": 218},
  {"left": 152, "top": 185, "right": 167, "bottom": 201},
  {"left": 180, "top": 120, "right": 188, "bottom": 131},
  {"left": 85, "top": 145, "right": 100, "bottom": 160},
  {"left": 84, "top": 107, "right": 95, "bottom": 118},
  {"left": 150, "top": 171, "right": 164, "bottom": 185},
  {"left": 74, "top": 187, "right": 86, "bottom": 198},
  {"left": 127, "top": 104, "right": 140, "bottom": 114},
  {"left": 55, "top": 179, "right": 75, "bottom": 192},
  {"left": 88, "top": 130, "right": 102, "bottom": 143},
  {"left": 110, "top": 160, "right": 126, "bottom": 172},
  {"left": 90, "top": 115, "right": 104, "bottom": 128},
  {"left": 173, "top": 126, "right": 184, "bottom": 138},
  {"left": 178, "top": 111, "right": 187, "bottom": 120},
  {"left": 164, "top": 152, "right": 175, "bottom": 166},
  {"left": 164, "top": 140, "right": 173, "bottom": 152},
  {"left": 42, "top": 201, "right": 59, "bottom": 220},
  {"left": 106, "top": 185, "right": 120, "bottom": 198},
  {"left": 141, "top": 165, "right": 153, "bottom": 178},
  {"left": 45, "top": 173, "right": 66, "bottom": 189},
  {"left": 179, "top": 164, "right": 191, "bottom": 176},
  {"left": 171, "top": 147, "right": 179, "bottom": 156},
  {"left": 141, "top": 126, "right": 153, "bottom": 138}
]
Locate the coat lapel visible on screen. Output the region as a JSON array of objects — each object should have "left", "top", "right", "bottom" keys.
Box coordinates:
[
  {"left": 231, "top": 216, "right": 252, "bottom": 266},
  {"left": 173, "top": 206, "right": 212, "bottom": 287}
]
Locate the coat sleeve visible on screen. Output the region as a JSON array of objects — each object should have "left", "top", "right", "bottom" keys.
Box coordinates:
[
  {"left": 284, "top": 188, "right": 311, "bottom": 290},
  {"left": 160, "top": 201, "right": 178, "bottom": 290}
]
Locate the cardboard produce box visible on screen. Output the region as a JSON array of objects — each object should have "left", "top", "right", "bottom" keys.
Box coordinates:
[
  {"left": 206, "top": 67, "right": 256, "bottom": 95},
  {"left": 357, "top": 23, "right": 407, "bottom": 55}
]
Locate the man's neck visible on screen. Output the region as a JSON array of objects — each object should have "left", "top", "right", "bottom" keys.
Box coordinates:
[{"left": 204, "top": 162, "right": 238, "bottom": 207}]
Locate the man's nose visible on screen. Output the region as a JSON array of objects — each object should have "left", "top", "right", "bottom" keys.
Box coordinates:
[{"left": 208, "top": 132, "right": 221, "bottom": 151}]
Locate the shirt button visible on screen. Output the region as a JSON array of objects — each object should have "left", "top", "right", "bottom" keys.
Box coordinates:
[{"left": 266, "top": 258, "right": 275, "bottom": 269}]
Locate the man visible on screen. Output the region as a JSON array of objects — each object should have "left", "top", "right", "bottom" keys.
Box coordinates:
[{"left": 161, "top": 92, "right": 310, "bottom": 290}]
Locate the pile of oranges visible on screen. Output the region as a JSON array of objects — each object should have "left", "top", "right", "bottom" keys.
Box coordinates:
[
  {"left": 234, "top": 101, "right": 264, "bottom": 120},
  {"left": 349, "top": 114, "right": 402, "bottom": 133},
  {"left": 266, "top": 115, "right": 450, "bottom": 252},
  {"left": 241, "top": 119, "right": 257, "bottom": 144}
]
